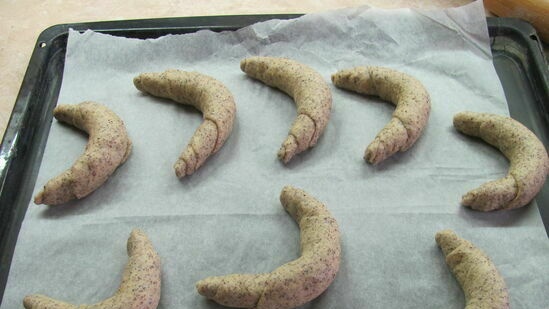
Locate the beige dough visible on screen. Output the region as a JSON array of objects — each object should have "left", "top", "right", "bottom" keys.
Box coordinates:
[
  {"left": 196, "top": 186, "right": 340, "bottom": 309},
  {"left": 454, "top": 111, "right": 549, "bottom": 211},
  {"left": 23, "top": 229, "right": 161, "bottom": 309},
  {"left": 134, "top": 70, "right": 236, "bottom": 178},
  {"left": 34, "top": 101, "right": 132, "bottom": 205},
  {"left": 241, "top": 57, "right": 332, "bottom": 163},
  {"left": 332, "top": 66, "right": 431, "bottom": 164},
  {"left": 436, "top": 230, "right": 509, "bottom": 309}
]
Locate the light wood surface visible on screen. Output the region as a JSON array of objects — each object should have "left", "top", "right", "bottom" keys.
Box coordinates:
[
  {"left": 484, "top": 0, "right": 549, "bottom": 43},
  {"left": 0, "top": 0, "right": 473, "bottom": 139}
]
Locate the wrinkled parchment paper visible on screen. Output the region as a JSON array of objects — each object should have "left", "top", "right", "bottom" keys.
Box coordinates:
[{"left": 2, "top": 1, "right": 548, "bottom": 308}]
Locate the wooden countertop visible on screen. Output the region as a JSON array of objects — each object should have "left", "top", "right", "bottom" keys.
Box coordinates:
[{"left": 0, "top": 0, "right": 474, "bottom": 139}]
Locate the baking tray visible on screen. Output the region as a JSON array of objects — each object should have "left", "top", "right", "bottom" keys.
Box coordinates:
[{"left": 0, "top": 15, "right": 547, "bottom": 302}]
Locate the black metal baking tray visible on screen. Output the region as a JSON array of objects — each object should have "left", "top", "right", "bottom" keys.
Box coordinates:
[{"left": 0, "top": 15, "right": 547, "bottom": 302}]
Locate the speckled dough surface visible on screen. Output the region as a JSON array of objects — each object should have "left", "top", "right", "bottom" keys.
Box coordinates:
[
  {"left": 134, "top": 70, "right": 236, "bottom": 178},
  {"left": 331, "top": 66, "right": 431, "bottom": 164},
  {"left": 23, "top": 229, "right": 161, "bottom": 309},
  {"left": 240, "top": 57, "right": 332, "bottom": 163},
  {"left": 454, "top": 111, "right": 549, "bottom": 211},
  {"left": 436, "top": 230, "right": 509, "bottom": 309},
  {"left": 34, "top": 101, "right": 132, "bottom": 205},
  {"left": 196, "top": 186, "right": 341, "bottom": 309}
]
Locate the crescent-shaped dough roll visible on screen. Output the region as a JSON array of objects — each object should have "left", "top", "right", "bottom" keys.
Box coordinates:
[
  {"left": 134, "top": 70, "right": 236, "bottom": 178},
  {"left": 454, "top": 111, "right": 549, "bottom": 211},
  {"left": 331, "top": 66, "right": 431, "bottom": 164},
  {"left": 240, "top": 57, "right": 332, "bottom": 163},
  {"left": 23, "top": 229, "right": 161, "bottom": 309},
  {"left": 436, "top": 230, "right": 509, "bottom": 309},
  {"left": 34, "top": 102, "right": 132, "bottom": 205},
  {"left": 196, "top": 186, "right": 340, "bottom": 309}
]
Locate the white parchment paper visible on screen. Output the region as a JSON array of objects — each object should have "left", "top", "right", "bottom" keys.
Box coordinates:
[{"left": 3, "top": 1, "right": 549, "bottom": 308}]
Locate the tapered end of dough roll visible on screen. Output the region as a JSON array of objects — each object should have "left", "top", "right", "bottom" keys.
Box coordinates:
[
  {"left": 331, "top": 70, "right": 356, "bottom": 88},
  {"left": 133, "top": 74, "right": 146, "bottom": 91},
  {"left": 330, "top": 73, "right": 338, "bottom": 84},
  {"left": 364, "top": 117, "right": 409, "bottom": 165},
  {"left": 23, "top": 294, "right": 73, "bottom": 309},
  {"left": 240, "top": 57, "right": 269, "bottom": 75},
  {"left": 52, "top": 104, "right": 77, "bottom": 124},
  {"left": 461, "top": 175, "right": 517, "bottom": 211},
  {"left": 133, "top": 72, "right": 164, "bottom": 94},
  {"left": 196, "top": 280, "right": 217, "bottom": 299},
  {"left": 278, "top": 135, "right": 299, "bottom": 164},
  {"left": 280, "top": 185, "right": 332, "bottom": 221},
  {"left": 127, "top": 228, "right": 151, "bottom": 256},
  {"left": 453, "top": 111, "right": 486, "bottom": 136},
  {"left": 33, "top": 192, "right": 44, "bottom": 205},
  {"left": 23, "top": 295, "right": 40, "bottom": 309},
  {"left": 174, "top": 160, "right": 187, "bottom": 179},
  {"left": 364, "top": 139, "right": 388, "bottom": 164},
  {"left": 331, "top": 71, "right": 352, "bottom": 90},
  {"left": 435, "top": 229, "right": 462, "bottom": 256},
  {"left": 331, "top": 67, "right": 376, "bottom": 95},
  {"left": 280, "top": 113, "right": 317, "bottom": 164},
  {"left": 239, "top": 59, "right": 249, "bottom": 72},
  {"left": 33, "top": 171, "right": 77, "bottom": 206},
  {"left": 196, "top": 274, "right": 265, "bottom": 308},
  {"left": 330, "top": 70, "right": 348, "bottom": 84}
]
